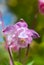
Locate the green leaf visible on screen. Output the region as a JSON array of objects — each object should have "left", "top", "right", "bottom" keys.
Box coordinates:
[
  {"left": 27, "top": 61, "right": 34, "bottom": 65},
  {"left": 14, "top": 61, "right": 22, "bottom": 65}
]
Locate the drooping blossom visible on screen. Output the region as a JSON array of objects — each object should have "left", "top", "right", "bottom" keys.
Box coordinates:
[
  {"left": 3, "top": 19, "right": 40, "bottom": 51},
  {"left": 13, "top": 27, "right": 40, "bottom": 48},
  {"left": 39, "top": 0, "right": 44, "bottom": 14},
  {"left": 3, "top": 19, "right": 28, "bottom": 50}
]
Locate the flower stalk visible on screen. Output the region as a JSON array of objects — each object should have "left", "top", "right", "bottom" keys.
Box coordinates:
[
  {"left": 18, "top": 48, "right": 21, "bottom": 62},
  {"left": 8, "top": 47, "right": 14, "bottom": 65},
  {"left": 0, "top": 12, "right": 4, "bottom": 29},
  {"left": 26, "top": 44, "right": 30, "bottom": 56},
  {"left": 23, "top": 44, "right": 30, "bottom": 65}
]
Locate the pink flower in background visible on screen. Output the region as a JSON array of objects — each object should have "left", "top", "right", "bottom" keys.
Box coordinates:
[
  {"left": 39, "top": 0, "right": 44, "bottom": 14},
  {"left": 3, "top": 19, "right": 40, "bottom": 51}
]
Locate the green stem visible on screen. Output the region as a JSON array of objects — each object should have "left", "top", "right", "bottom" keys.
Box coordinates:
[
  {"left": 26, "top": 44, "right": 30, "bottom": 56},
  {"left": 23, "top": 44, "right": 30, "bottom": 65},
  {"left": 19, "top": 48, "right": 21, "bottom": 62},
  {"left": 8, "top": 47, "right": 14, "bottom": 65}
]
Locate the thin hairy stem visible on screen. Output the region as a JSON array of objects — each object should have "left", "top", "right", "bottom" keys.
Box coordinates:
[
  {"left": 26, "top": 44, "right": 30, "bottom": 56},
  {"left": 23, "top": 44, "right": 30, "bottom": 65},
  {"left": 8, "top": 47, "right": 14, "bottom": 65},
  {"left": 18, "top": 48, "right": 21, "bottom": 62}
]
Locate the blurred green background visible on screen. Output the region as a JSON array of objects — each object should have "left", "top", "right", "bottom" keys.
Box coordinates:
[{"left": 0, "top": 0, "right": 44, "bottom": 65}]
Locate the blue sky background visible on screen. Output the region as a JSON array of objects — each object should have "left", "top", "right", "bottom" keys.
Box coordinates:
[{"left": 3, "top": 12, "right": 16, "bottom": 27}]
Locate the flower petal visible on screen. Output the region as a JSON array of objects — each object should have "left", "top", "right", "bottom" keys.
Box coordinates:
[
  {"left": 18, "top": 31, "right": 28, "bottom": 38},
  {"left": 16, "top": 19, "right": 28, "bottom": 27},
  {"left": 3, "top": 25, "right": 15, "bottom": 34},
  {"left": 30, "top": 30, "right": 40, "bottom": 38}
]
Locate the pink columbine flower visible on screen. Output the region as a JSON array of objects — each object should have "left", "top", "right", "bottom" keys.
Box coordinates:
[
  {"left": 14, "top": 27, "right": 40, "bottom": 48},
  {"left": 39, "top": 0, "right": 44, "bottom": 14},
  {"left": 3, "top": 19, "right": 40, "bottom": 50}
]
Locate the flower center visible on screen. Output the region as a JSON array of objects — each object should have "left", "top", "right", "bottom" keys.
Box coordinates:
[{"left": 20, "top": 38, "right": 25, "bottom": 44}]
